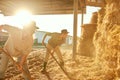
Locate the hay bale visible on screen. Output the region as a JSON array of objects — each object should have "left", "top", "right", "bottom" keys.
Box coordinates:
[
  {"left": 78, "top": 24, "right": 97, "bottom": 57},
  {"left": 105, "top": 0, "right": 119, "bottom": 4},
  {"left": 90, "top": 12, "right": 98, "bottom": 24},
  {"left": 93, "top": 0, "right": 120, "bottom": 79},
  {"left": 105, "top": 0, "right": 112, "bottom": 3},
  {"left": 97, "top": 8, "right": 106, "bottom": 25},
  {"left": 93, "top": 8, "right": 106, "bottom": 61}
]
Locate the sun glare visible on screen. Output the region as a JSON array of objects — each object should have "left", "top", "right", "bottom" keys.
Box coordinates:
[{"left": 14, "top": 10, "right": 33, "bottom": 28}]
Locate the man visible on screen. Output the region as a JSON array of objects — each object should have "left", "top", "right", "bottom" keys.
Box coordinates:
[
  {"left": 41, "top": 29, "right": 69, "bottom": 72},
  {"left": 0, "top": 21, "right": 39, "bottom": 80}
]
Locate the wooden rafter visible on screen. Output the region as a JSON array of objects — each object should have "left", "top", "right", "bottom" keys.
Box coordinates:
[
  {"left": 85, "top": 0, "right": 105, "bottom": 7},
  {"left": 0, "top": 0, "right": 86, "bottom": 16}
]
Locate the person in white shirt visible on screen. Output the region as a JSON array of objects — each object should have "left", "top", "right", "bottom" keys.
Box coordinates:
[{"left": 0, "top": 21, "right": 39, "bottom": 80}]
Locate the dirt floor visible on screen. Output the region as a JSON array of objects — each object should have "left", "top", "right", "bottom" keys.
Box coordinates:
[{"left": 4, "top": 46, "right": 106, "bottom": 80}]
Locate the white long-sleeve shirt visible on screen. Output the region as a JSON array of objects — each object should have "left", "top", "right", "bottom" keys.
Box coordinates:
[{"left": 2, "top": 25, "right": 33, "bottom": 57}]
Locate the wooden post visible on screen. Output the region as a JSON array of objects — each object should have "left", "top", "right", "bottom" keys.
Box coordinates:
[
  {"left": 81, "top": 8, "right": 84, "bottom": 26},
  {"left": 73, "top": 0, "right": 78, "bottom": 59},
  {"left": 80, "top": 0, "right": 85, "bottom": 32}
]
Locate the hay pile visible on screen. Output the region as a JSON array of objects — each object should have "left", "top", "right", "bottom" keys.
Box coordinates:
[
  {"left": 93, "top": 8, "right": 106, "bottom": 61},
  {"left": 93, "top": 0, "right": 120, "bottom": 79},
  {"left": 97, "top": 8, "right": 105, "bottom": 25},
  {"left": 4, "top": 48, "right": 105, "bottom": 80},
  {"left": 78, "top": 11, "right": 97, "bottom": 57},
  {"left": 90, "top": 12, "right": 98, "bottom": 24},
  {"left": 78, "top": 23, "right": 97, "bottom": 57}
]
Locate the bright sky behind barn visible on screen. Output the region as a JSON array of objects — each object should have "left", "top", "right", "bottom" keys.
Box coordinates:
[{"left": 0, "top": 6, "right": 100, "bottom": 36}]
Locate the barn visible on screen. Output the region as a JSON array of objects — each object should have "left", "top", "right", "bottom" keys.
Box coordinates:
[{"left": 0, "top": 0, "right": 120, "bottom": 80}]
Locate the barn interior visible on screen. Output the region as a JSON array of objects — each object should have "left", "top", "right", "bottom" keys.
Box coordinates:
[{"left": 0, "top": 0, "right": 120, "bottom": 80}]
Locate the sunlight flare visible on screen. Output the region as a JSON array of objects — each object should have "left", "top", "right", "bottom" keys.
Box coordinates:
[{"left": 14, "top": 9, "right": 33, "bottom": 28}]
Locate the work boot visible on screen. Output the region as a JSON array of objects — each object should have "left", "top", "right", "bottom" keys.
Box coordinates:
[{"left": 41, "top": 62, "right": 47, "bottom": 74}]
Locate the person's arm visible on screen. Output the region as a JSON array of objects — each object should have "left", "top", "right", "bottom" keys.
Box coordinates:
[{"left": 0, "top": 24, "right": 19, "bottom": 32}]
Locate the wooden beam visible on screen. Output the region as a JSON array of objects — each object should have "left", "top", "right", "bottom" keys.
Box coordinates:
[
  {"left": 79, "top": 0, "right": 86, "bottom": 25},
  {"left": 85, "top": 0, "right": 105, "bottom": 7},
  {"left": 73, "top": 0, "right": 78, "bottom": 59},
  {"left": 0, "top": 0, "right": 86, "bottom": 16}
]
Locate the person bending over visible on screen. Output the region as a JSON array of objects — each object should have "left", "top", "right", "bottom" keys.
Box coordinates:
[
  {"left": 0, "top": 21, "right": 39, "bottom": 80},
  {"left": 41, "top": 29, "right": 69, "bottom": 73}
]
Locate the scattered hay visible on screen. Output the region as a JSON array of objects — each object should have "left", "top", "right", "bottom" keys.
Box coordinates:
[{"left": 4, "top": 48, "right": 107, "bottom": 80}]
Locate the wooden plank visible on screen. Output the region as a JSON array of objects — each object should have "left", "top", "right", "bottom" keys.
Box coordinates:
[{"left": 85, "top": 0, "right": 105, "bottom": 7}]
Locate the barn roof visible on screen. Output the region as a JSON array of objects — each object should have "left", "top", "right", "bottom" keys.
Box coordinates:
[
  {"left": 0, "top": 0, "right": 105, "bottom": 57},
  {"left": 0, "top": 0, "right": 105, "bottom": 16}
]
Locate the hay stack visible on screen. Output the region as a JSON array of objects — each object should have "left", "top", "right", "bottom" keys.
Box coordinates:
[
  {"left": 93, "top": 8, "right": 106, "bottom": 61},
  {"left": 97, "top": 8, "right": 106, "bottom": 25},
  {"left": 78, "top": 24, "right": 97, "bottom": 57},
  {"left": 78, "top": 11, "right": 98, "bottom": 57},
  {"left": 90, "top": 12, "right": 98, "bottom": 24},
  {"left": 93, "top": 0, "right": 120, "bottom": 79}
]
